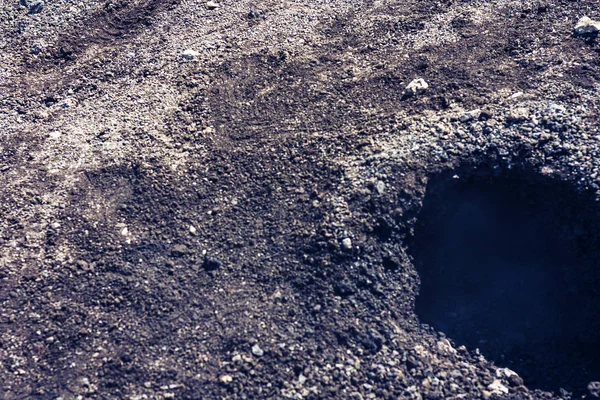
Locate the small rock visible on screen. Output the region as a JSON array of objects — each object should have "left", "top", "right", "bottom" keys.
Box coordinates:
[
  {"left": 588, "top": 381, "right": 600, "bottom": 398},
  {"left": 573, "top": 16, "right": 600, "bottom": 38},
  {"left": 508, "top": 374, "right": 524, "bottom": 387},
  {"left": 171, "top": 244, "right": 189, "bottom": 257},
  {"left": 403, "top": 78, "right": 428, "bottom": 98},
  {"left": 341, "top": 237, "right": 352, "bottom": 250},
  {"left": 487, "top": 380, "right": 509, "bottom": 395},
  {"left": 298, "top": 374, "right": 307, "bottom": 385},
  {"left": 27, "top": 0, "right": 44, "bottom": 14},
  {"left": 231, "top": 354, "right": 242, "bottom": 363},
  {"left": 189, "top": 225, "right": 197, "bottom": 234},
  {"left": 203, "top": 256, "right": 221, "bottom": 271},
  {"left": 479, "top": 108, "right": 493, "bottom": 120},
  {"left": 251, "top": 344, "right": 264, "bottom": 357},
  {"left": 219, "top": 375, "right": 233, "bottom": 384},
  {"left": 182, "top": 49, "right": 200, "bottom": 60},
  {"left": 459, "top": 109, "right": 481, "bottom": 123},
  {"left": 49, "top": 131, "right": 62, "bottom": 139},
  {"left": 206, "top": 1, "right": 218, "bottom": 10},
  {"left": 376, "top": 181, "right": 385, "bottom": 194},
  {"left": 496, "top": 368, "right": 523, "bottom": 387},
  {"left": 507, "top": 107, "right": 529, "bottom": 124}
]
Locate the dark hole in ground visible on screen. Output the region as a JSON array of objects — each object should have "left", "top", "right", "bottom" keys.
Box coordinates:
[{"left": 411, "top": 166, "right": 600, "bottom": 395}]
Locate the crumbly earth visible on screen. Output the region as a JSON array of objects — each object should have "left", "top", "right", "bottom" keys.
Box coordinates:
[{"left": 1, "top": 0, "right": 600, "bottom": 399}]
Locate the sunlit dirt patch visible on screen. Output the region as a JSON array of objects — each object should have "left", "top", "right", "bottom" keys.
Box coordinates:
[{"left": 411, "top": 166, "right": 600, "bottom": 395}]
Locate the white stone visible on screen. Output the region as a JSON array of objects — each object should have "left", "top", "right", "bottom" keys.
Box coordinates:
[
  {"left": 182, "top": 49, "right": 200, "bottom": 60},
  {"left": 342, "top": 238, "right": 352, "bottom": 250},
  {"left": 206, "top": 1, "right": 218, "bottom": 10},
  {"left": 376, "top": 181, "right": 385, "bottom": 194},
  {"left": 49, "top": 131, "right": 62, "bottom": 139},
  {"left": 487, "top": 380, "right": 509, "bottom": 395},
  {"left": 404, "top": 78, "right": 428, "bottom": 97},
  {"left": 252, "top": 344, "right": 264, "bottom": 357},
  {"left": 189, "top": 225, "right": 197, "bottom": 234},
  {"left": 219, "top": 374, "right": 233, "bottom": 384},
  {"left": 574, "top": 16, "right": 600, "bottom": 36},
  {"left": 496, "top": 367, "right": 518, "bottom": 379}
]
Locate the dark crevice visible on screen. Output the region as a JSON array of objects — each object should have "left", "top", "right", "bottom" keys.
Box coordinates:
[{"left": 410, "top": 166, "right": 600, "bottom": 395}]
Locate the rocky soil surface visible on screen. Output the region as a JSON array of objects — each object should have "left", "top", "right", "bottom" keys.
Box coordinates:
[{"left": 1, "top": 0, "right": 600, "bottom": 399}]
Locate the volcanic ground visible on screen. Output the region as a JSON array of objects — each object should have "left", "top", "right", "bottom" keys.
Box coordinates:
[{"left": 1, "top": 0, "right": 600, "bottom": 399}]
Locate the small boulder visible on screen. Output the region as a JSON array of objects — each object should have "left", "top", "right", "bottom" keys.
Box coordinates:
[
  {"left": 403, "top": 78, "right": 429, "bottom": 98},
  {"left": 574, "top": 16, "right": 600, "bottom": 39}
]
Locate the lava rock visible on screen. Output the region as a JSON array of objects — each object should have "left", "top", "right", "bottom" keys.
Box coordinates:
[{"left": 203, "top": 256, "right": 221, "bottom": 271}]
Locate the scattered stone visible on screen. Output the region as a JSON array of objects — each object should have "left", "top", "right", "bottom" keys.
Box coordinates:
[
  {"left": 203, "top": 256, "right": 221, "bottom": 271},
  {"left": 459, "top": 109, "right": 481, "bottom": 123},
  {"left": 182, "top": 49, "right": 200, "bottom": 60},
  {"left": 573, "top": 16, "right": 600, "bottom": 38},
  {"left": 251, "top": 344, "right": 264, "bottom": 357},
  {"left": 206, "top": 1, "right": 218, "bottom": 10},
  {"left": 219, "top": 375, "right": 233, "bottom": 384},
  {"left": 403, "top": 78, "right": 428, "bottom": 98},
  {"left": 341, "top": 237, "right": 352, "bottom": 250},
  {"left": 189, "top": 225, "right": 197, "bottom": 234},
  {"left": 49, "top": 131, "right": 62, "bottom": 139},
  {"left": 171, "top": 244, "right": 189, "bottom": 257},
  {"left": 487, "top": 380, "right": 509, "bottom": 395},
  {"left": 589, "top": 381, "right": 600, "bottom": 398}
]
